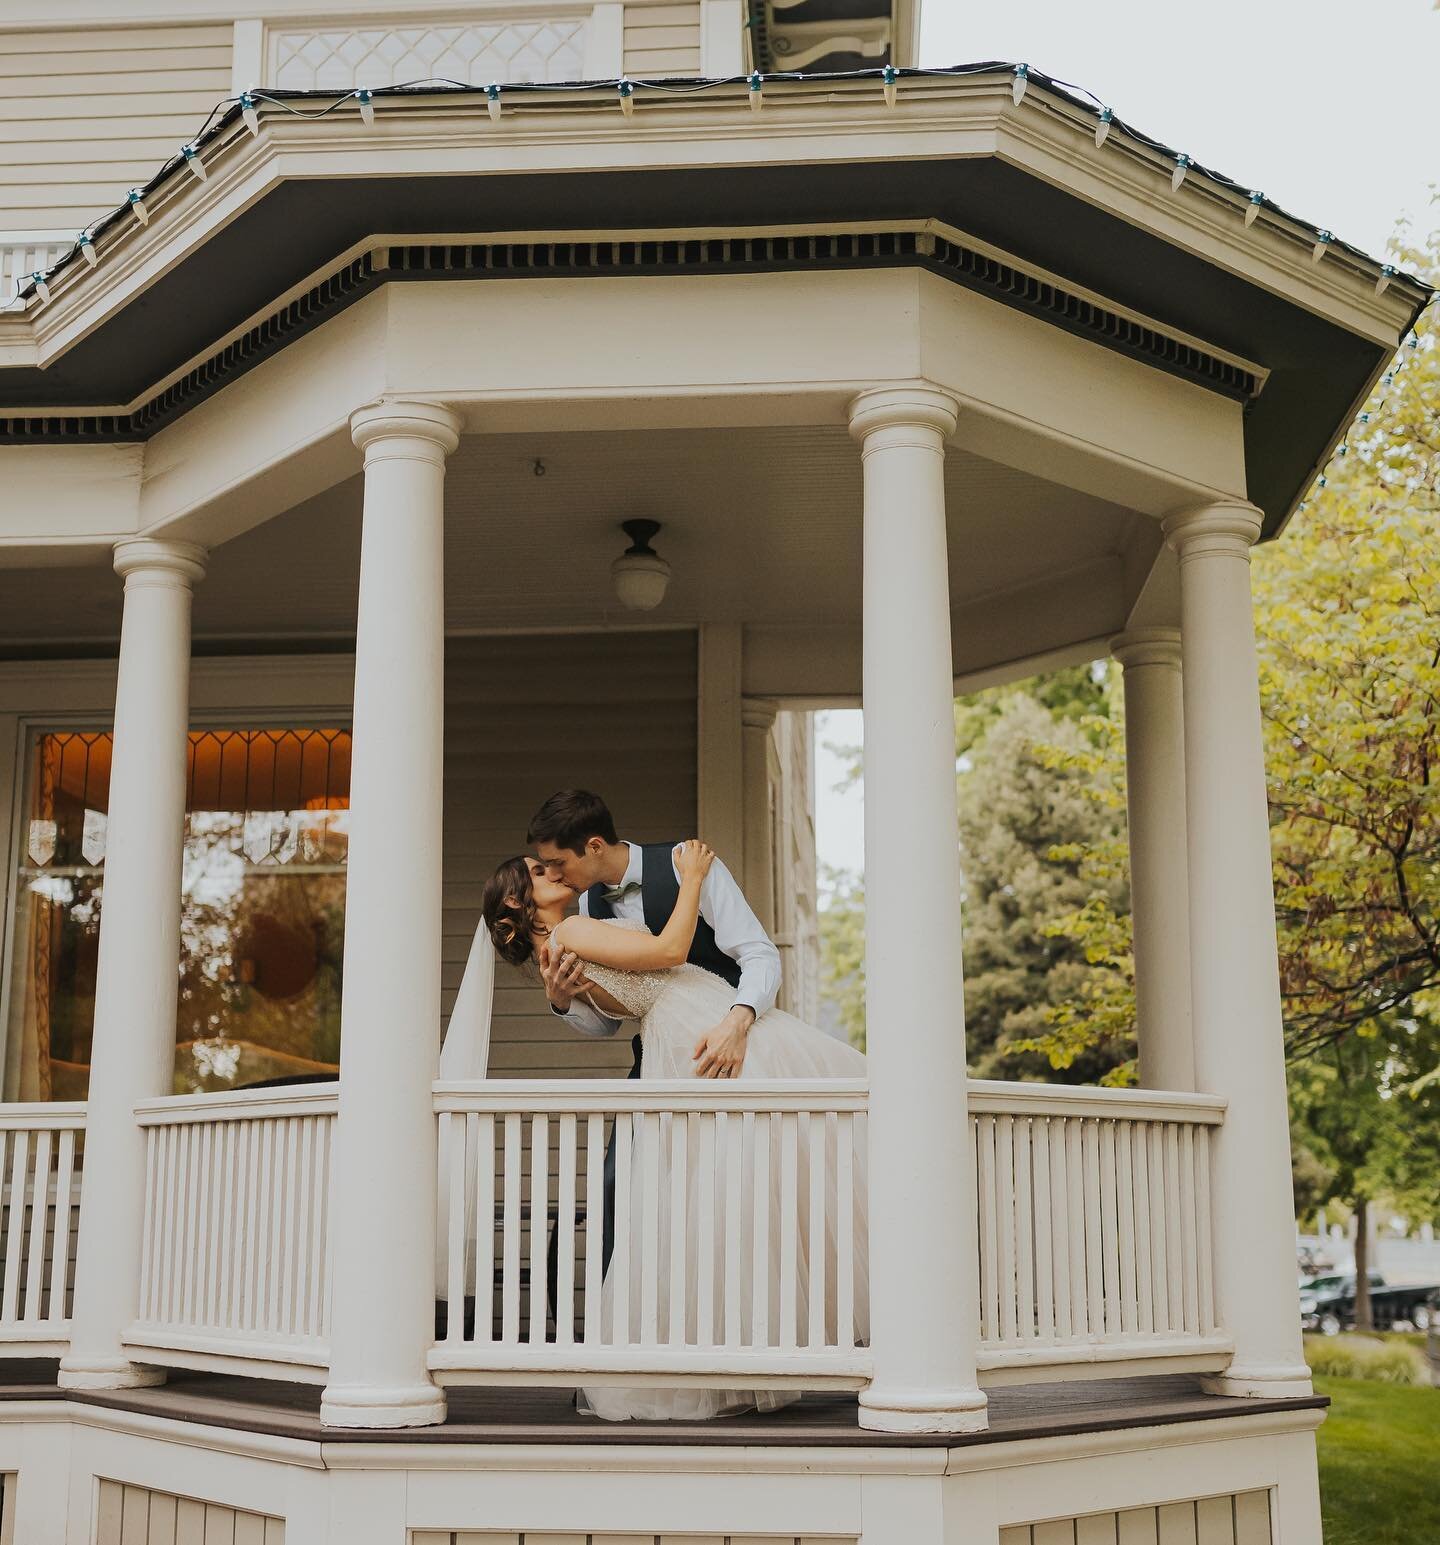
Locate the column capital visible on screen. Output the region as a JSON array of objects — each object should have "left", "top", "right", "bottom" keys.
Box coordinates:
[
  {"left": 1110, "top": 626, "right": 1182, "bottom": 671},
  {"left": 112, "top": 537, "right": 207, "bottom": 587},
  {"left": 1162, "top": 500, "right": 1264, "bottom": 560},
  {"left": 351, "top": 399, "right": 462, "bottom": 463},
  {"left": 742, "top": 696, "right": 779, "bottom": 732},
  {"left": 847, "top": 383, "right": 959, "bottom": 446}
]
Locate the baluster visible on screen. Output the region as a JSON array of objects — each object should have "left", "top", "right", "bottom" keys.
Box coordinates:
[
  {"left": 1147, "top": 1122, "right": 1168, "bottom": 1333},
  {"left": 667, "top": 1113, "right": 688, "bottom": 1347},
  {"left": 1099, "top": 1120, "right": 1121, "bottom": 1338},
  {"left": 177, "top": 1123, "right": 198, "bottom": 1330},
  {"left": 528, "top": 1113, "right": 549, "bottom": 1345},
  {"left": 582, "top": 1114, "right": 602, "bottom": 1346},
  {"left": 835, "top": 1112, "right": 855, "bottom": 1352},
  {"left": 319, "top": 1116, "right": 336, "bottom": 1339},
  {"left": 612, "top": 1111, "right": 633, "bottom": 1347},
  {"left": 136, "top": 1127, "right": 158, "bottom": 1325},
  {"left": 1196, "top": 1126, "right": 1216, "bottom": 1332},
  {"left": 1032, "top": 1118, "right": 1055, "bottom": 1343},
  {"left": 51, "top": 1129, "right": 76, "bottom": 1325},
  {"left": 750, "top": 1110, "right": 771, "bottom": 1348},
  {"left": 1115, "top": 1120, "right": 1138, "bottom": 1337},
  {"left": 293, "top": 1117, "right": 315, "bottom": 1341},
  {"left": 1065, "top": 1118, "right": 1087, "bottom": 1338},
  {"left": 1164, "top": 1123, "right": 1184, "bottom": 1331},
  {"left": 474, "top": 1113, "right": 495, "bottom": 1345},
  {"left": 696, "top": 1113, "right": 717, "bottom": 1348},
  {"left": 639, "top": 1111, "right": 660, "bottom": 1346},
  {"left": 996, "top": 1114, "right": 1017, "bottom": 1343},
  {"left": 1180, "top": 1123, "right": 1199, "bottom": 1335},
  {"left": 976, "top": 1114, "right": 997, "bottom": 1343},
  {"left": 215, "top": 1122, "right": 236, "bottom": 1333},
  {"left": 557, "top": 1112, "right": 578, "bottom": 1347},
  {"left": 1014, "top": 1117, "right": 1035, "bottom": 1341},
  {"left": 442, "top": 1113, "right": 465, "bottom": 1344},
  {"left": 241, "top": 1122, "right": 262, "bottom": 1334},
  {"left": 778, "top": 1111, "right": 799, "bottom": 1351},
  {"left": 1048, "top": 1116, "right": 1073, "bottom": 1342},
  {"left": 806, "top": 1111, "right": 827, "bottom": 1349},
  {"left": 278, "top": 1119, "right": 300, "bottom": 1338},
  {"left": 723, "top": 1112, "right": 742, "bottom": 1349},
  {"left": 257, "top": 1119, "right": 279, "bottom": 1334},
  {"left": 1081, "top": 1120, "right": 1104, "bottom": 1338},
  {"left": 501, "top": 1114, "right": 522, "bottom": 1344},
  {"left": 23, "top": 1130, "right": 52, "bottom": 1323},
  {"left": 1132, "top": 1122, "right": 1156, "bottom": 1336}
]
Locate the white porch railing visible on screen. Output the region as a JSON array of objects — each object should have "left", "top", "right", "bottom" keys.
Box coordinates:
[
  {"left": 0, "top": 1104, "right": 84, "bottom": 1351},
  {"left": 970, "top": 1083, "right": 1229, "bottom": 1379},
  {"left": 0, "top": 235, "right": 71, "bottom": 309},
  {"left": 129, "top": 1085, "right": 336, "bottom": 1381},
  {"left": 430, "top": 1079, "right": 871, "bottom": 1387}
]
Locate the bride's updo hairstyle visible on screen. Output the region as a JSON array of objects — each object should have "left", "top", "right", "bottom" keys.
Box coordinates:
[{"left": 481, "top": 857, "right": 544, "bottom": 968}]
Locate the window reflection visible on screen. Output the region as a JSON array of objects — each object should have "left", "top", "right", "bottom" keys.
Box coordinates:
[{"left": 5, "top": 728, "right": 350, "bottom": 1100}]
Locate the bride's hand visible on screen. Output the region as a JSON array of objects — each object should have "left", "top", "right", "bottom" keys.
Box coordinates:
[{"left": 674, "top": 839, "right": 715, "bottom": 882}]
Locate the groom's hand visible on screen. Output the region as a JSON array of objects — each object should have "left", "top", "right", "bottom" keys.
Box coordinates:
[
  {"left": 693, "top": 1006, "right": 755, "bottom": 1079},
  {"left": 539, "top": 940, "right": 591, "bottom": 1013}
]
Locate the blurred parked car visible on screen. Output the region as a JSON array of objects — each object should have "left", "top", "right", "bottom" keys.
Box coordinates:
[{"left": 1299, "top": 1271, "right": 1438, "bottom": 1335}]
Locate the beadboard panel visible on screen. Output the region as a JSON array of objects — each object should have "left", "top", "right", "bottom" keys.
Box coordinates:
[
  {"left": 441, "top": 629, "right": 698, "bottom": 1081},
  {"left": 0, "top": 24, "right": 232, "bottom": 230},
  {"left": 999, "top": 1490, "right": 1272, "bottom": 1545},
  {"left": 622, "top": 3, "right": 701, "bottom": 75},
  {"left": 94, "top": 1478, "right": 283, "bottom": 1545}
]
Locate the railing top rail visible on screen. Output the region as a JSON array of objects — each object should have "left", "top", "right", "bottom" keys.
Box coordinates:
[
  {"left": 966, "top": 1079, "right": 1226, "bottom": 1123},
  {"left": 0, "top": 1102, "right": 87, "bottom": 1128},
  {"left": 134, "top": 1083, "right": 339, "bottom": 1123},
  {"left": 433, "top": 1077, "right": 871, "bottom": 1114}
]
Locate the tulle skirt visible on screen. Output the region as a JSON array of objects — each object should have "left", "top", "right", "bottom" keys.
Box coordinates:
[{"left": 581, "top": 970, "right": 869, "bottom": 1421}]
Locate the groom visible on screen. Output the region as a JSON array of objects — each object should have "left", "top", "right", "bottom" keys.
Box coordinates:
[{"left": 528, "top": 789, "right": 781, "bottom": 1267}]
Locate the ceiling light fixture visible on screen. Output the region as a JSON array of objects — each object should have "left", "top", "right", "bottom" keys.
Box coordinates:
[{"left": 611, "top": 519, "right": 671, "bottom": 611}]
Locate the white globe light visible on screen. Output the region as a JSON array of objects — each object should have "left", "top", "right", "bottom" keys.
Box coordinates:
[{"left": 612, "top": 520, "right": 671, "bottom": 610}]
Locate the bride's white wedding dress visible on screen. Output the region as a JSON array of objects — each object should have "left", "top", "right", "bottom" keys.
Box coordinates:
[{"left": 576, "top": 919, "right": 869, "bottom": 1422}]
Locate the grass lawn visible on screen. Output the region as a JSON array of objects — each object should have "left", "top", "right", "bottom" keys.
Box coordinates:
[{"left": 1315, "top": 1374, "right": 1440, "bottom": 1544}]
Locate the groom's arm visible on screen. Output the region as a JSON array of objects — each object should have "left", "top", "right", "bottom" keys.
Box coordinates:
[{"left": 696, "top": 856, "right": 782, "bottom": 1019}]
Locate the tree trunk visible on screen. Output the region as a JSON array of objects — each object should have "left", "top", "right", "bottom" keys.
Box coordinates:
[{"left": 1354, "top": 1197, "right": 1373, "bottom": 1332}]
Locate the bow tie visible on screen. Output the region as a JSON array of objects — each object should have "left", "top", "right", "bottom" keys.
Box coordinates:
[{"left": 600, "top": 880, "right": 643, "bottom": 904}]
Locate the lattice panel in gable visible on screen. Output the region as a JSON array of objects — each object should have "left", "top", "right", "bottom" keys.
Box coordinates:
[{"left": 269, "top": 20, "right": 587, "bottom": 90}]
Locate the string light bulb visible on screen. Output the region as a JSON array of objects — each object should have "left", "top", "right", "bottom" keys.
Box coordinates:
[
  {"left": 882, "top": 64, "right": 898, "bottom": 108},
  {"left": 240, "top": 91, "right": 260, "bottom": 136},
  {"left": 356, "top": 88, "right": 375, "bottom": 126},
  {"left": 1011, "top": 63, "right": 1029, "bottom": 106},
  {"left": 127, "top": 189, "right": 149, "bottom": 225},
  {"left": 485, "top": 82, "right": 501, "bottom": 122},
  {"left": 1375, "top": 264, "right": 1396, "bottom": 296},
  {"left": 1170, "top": 153, "right": 1191, "bottom": 192},
  {"left": 181, "top": 144, "right": 207, "bottom": 183},
  {"left": 77, "top": 233, "right": 97, "bottom": 268},
  {"left": 1245, "top": 191, "right": 1264, "bottom": 228},
  {"left": 1311, "top": 230, "right": 1332, "bottom": 264},
  {"left": 29, "top": 272, "right": 50, "bottom": 306},
  {"left": 1094, "top": 106, "right": 1112, "bottom": 147},
  {"left": 748, "top": 71, "right": 763, "bottom": 112},
  {"left": 619, "top": 77, "right": 635, "bottom": 116}
]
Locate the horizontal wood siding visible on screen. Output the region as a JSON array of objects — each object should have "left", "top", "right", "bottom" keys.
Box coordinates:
[
  {"left": 413, "top": 1535, "right": 850, "bottom": 1544},
  {"left": 0, "top": 24, "right": 233, "bottom": 230},
  {"left": 622, "top": 3, "right": 702, "bottom": 76},
  {"left": 442, "top": 630, "right": 698, "bottom": 1081},
  {"left": 95, "top": 1479, "right": 282, "bottom": 1545},
  {"left": 999, "top": 1490, "right": 1273, "bottom": 1545}
]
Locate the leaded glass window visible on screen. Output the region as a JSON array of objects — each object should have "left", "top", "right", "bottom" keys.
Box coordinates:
[{"left": 5, "top": 727, "right": 350, "bottom": 1100}]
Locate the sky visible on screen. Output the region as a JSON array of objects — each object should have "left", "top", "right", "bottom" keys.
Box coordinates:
[{"left": 815, "top": 0, "right": 1440, "bottom": 887}]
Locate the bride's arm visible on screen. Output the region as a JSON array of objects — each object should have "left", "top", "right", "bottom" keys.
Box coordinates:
[{"left": 552, "top": 841, "right": 715, "bottom": 971}]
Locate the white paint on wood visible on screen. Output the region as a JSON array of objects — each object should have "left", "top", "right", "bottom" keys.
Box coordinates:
[
  {"left": 1009, "top": 1495, "right": 1270, "bottom": 1545},
  {"left": 93, "top": 1479, "right": 281, "bottom": 1545}
]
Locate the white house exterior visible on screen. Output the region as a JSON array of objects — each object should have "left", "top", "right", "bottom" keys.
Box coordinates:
[{"left": 0, "top": 2, "right": 1429, "bottom": 1541}]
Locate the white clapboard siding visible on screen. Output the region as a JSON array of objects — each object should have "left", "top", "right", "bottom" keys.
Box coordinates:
[
  {"left": 0, "top": 25, "right": 233, "bottom": 230},
  {"left": 442, "top": 630, "right": 697, "bottom": 1084},
  {"left": 623, "top": 3, "right": 702, "bottom": 76},
  {"left": 413, "top": 1533, "right": 851, "bottom": 1545},
  {"left": 999, "top": 1489, "right": 1273, "bottom": 1545},
  {"left": 94, "top": 1479, "right": 283, "bottom": 1545}
]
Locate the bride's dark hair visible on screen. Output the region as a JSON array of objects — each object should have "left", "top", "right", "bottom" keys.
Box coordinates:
[{"left": 481, "top": 856, "right": 546, "bottom": 968}]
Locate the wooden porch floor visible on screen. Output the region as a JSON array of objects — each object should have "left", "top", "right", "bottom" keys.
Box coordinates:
[{"left": 0, "top": 1362, "right": 1326, "bottom": 1447}]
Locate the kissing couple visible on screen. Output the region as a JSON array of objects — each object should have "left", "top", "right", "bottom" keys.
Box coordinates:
[{"left": 470, "top": 790, "right": 870, "bottom": 1421}]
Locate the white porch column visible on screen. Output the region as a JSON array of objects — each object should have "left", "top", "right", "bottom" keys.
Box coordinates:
[
  {"left": 1110, "top": 628, "right": 1193, "bottom": 1090},
  {"left": 741, "top": 697, "right": 779, "bottom": 936},
  {"left": 59, "top": 538, "right": 206, "bottom": 1390},
  {"left": 849, "top": 385, "right": 987, "bottom": 1434},
  {"left": 1164, "top": 501, "right": 1310, "bottom": 1397},
  {"left": 320, "top": 400, "right": 460, "bottom": 1428}
]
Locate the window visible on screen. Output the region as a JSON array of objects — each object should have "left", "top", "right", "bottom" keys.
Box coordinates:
[{"left": 5, "top": 727, "right": 350, "bottom": 1101}]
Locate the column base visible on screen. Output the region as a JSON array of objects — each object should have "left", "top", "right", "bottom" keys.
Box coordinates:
[
  {"left": 320, "top": 1380, "right": 447, "bottom": 1429},
  {"left": 1200, "top": 1362, "right": 1313, "bottom": 1398},
  {"left": 58, "top": 1355, "right": 167, "bottom": 1391},
  {"left": 858, "top": 1384, "right": 989, "bottom": 1434}
]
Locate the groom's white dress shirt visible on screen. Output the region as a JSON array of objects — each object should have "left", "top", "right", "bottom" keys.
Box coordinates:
[{"left": 557, "top": 839, "right": 782, "bottom": 1038}]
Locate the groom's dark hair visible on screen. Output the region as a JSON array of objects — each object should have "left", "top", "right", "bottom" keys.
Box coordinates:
[{"left": 527, "top": 789, "right": 619, "bottom": 854}]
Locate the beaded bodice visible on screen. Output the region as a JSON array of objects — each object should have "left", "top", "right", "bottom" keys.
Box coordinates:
[{"left": 578, "top": 918, "right": 672, "bottom": 1019}]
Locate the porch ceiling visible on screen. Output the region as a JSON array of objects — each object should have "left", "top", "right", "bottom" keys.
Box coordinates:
[{"left": 0, "top": 427, "right": 1137, "bottom": 673}]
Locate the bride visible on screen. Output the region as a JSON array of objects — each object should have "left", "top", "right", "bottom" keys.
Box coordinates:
[{"left": 476, "top": 840, "right": 868, "bottom": 1421}]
